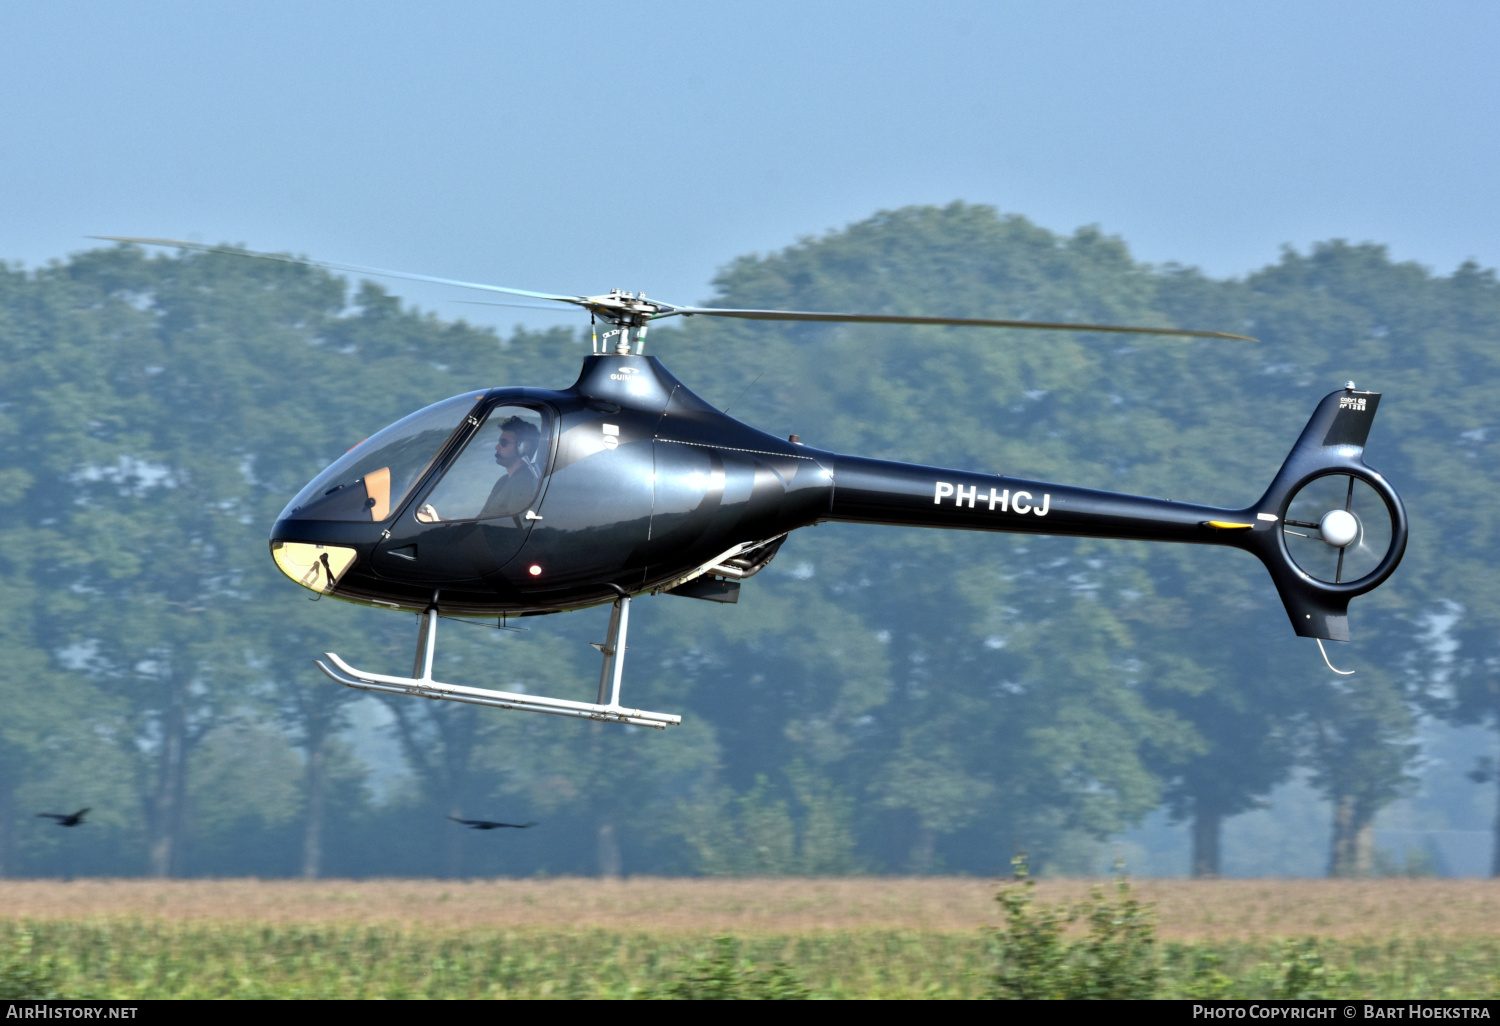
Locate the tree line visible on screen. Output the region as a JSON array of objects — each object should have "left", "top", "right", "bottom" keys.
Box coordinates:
[{"left": 0, "top": 203, "right": 1495, "bottom": 878}]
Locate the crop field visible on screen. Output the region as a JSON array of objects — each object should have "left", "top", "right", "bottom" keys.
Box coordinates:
[{"left": 2, "top": 878, "right": 1498, "bottom": 998}]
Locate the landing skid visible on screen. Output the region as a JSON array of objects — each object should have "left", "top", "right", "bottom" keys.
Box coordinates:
[{"left": 314, "top": 595, "right": 681, "bottom": 729}]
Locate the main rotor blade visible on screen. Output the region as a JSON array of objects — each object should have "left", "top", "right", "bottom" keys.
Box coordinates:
[
  {"left": 92, "top": 237, "right": 586, "bottom": 306},
  {"left": 659, "top": 305, "right": 1255, "bottom": 341},
  {"left": 452, "top": 299, "right": 587, "bottom": 313}
]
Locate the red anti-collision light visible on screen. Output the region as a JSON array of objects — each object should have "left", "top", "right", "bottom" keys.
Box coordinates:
[{"left": 528, "top": 564, "right": 543, "bottom": 577}]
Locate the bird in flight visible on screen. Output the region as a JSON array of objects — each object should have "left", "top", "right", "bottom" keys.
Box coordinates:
[
  {"left": 37, "top": 808, "right": 90, "bottom": 827},
  {"left": 448, "top": 815, "right": 536, "bottom": 830}
]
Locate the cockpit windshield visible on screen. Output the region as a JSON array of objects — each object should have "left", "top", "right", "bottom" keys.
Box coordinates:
[{"left": 279, "top": 391, "right": 485, "bottom": 522}]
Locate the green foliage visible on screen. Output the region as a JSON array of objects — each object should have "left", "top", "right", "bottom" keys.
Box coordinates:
[
  {"left": 0, "top": 919, "right": 991, "bottom": 999},
  {"left": 2, "top": 917, "right": 1497, "bottom": 999},
  {"left": 676, "top": 768, "right": 861, "bottom": 875},
  {"left": 0, "top": 932, "right": 57, "bottom": 1000},
  {"left": 1273, "top": 940, "right": 1347, "bottom": 1000},
  {"left": 1167, "top": 947, "right": 1236, "bottom": 1000},
  {"left": 989, "top": 855, "right": 1158, "bottom": 999},
  {"left": 653, "top": 937, "right": 809, "bottom": 1000}
]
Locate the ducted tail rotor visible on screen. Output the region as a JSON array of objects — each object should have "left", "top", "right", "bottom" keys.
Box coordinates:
[{"left": 1281, "top": 472, "right": 1399, "bottom": 586}]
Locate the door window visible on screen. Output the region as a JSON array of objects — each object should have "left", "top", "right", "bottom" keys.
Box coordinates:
[{"left": 415, "top": 405, "right": 553, "bottom": 523}]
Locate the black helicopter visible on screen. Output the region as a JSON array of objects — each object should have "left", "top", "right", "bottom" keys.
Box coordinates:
[{"left": 105, "top": 239, "right": 1409, "bottom": 729}]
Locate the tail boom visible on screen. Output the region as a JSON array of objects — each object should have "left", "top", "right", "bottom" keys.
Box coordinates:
[
  {"left": 814, "top": 385, "right": 1406, "bottom": 642},
  {"left": 823, "top": 454, "right": 1261, "bottom": 545}
]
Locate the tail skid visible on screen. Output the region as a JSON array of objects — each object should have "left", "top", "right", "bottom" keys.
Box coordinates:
[{"left": 314, "top": 600, "right": 681, "bottom": 729}]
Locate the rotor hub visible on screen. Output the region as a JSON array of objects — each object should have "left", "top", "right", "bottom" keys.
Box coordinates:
[
  {"left": 1319, "top": 508, "right": 1359, "bottom": 548},
  {"left": 583, "top": 289, "right": 673, "bottom": 328}
]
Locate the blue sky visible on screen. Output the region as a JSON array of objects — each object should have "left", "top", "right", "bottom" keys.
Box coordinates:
[{"left": 3, "top": 0, "right": 1496, "bottom": 334}]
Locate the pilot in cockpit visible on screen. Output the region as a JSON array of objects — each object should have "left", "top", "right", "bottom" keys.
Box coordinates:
[
  {"left": 480, "top": 416, "right": 541, "bottom": 518},
  {"left": 416, "top": 410, "right": 543, "bottom": 524}
]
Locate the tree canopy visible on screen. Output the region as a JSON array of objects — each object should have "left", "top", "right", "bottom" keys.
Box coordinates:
[{"left": 0, "top": 203, "right": 1494, "bottom": 878}]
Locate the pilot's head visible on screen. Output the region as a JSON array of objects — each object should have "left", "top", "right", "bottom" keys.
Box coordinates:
[{"left": 494, "top": 416, "right": 540, "bottom": 471}]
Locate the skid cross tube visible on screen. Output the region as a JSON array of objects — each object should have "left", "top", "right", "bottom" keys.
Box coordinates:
[{"left": 314, "top": 603, "right": 680, "bottom": 729}]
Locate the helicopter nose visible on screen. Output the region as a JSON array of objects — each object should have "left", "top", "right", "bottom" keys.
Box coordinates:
[
  {"left": 271, "top": 541, "right": 357, "bottom": 594},
  {"left": 1319, "top": 509, "right": 1359, "bottom": 548}
]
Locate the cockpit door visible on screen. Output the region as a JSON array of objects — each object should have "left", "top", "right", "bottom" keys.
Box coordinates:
[
  {"left": 498, "top": 407, "right": 657, "bottom": 592},
  {"left": 371, "top": 403, "right": 555, "bottom": 583}
]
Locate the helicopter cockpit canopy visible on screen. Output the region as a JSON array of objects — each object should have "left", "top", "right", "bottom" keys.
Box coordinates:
[{"left": 279, "top": 391, "right": 486, "bottom": 522}]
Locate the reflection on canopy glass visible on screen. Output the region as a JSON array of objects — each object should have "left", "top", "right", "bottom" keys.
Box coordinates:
[
  {"left": 416, "top": 405, "right": 551, "bottom": 522},
  {"left": 280, "top": 392, "right": 485, "bottom": 522}
]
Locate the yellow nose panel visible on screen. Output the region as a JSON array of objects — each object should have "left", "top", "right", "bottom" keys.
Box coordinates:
[{"left": 272, "top": 542, "right": 357, "bottom": 593}]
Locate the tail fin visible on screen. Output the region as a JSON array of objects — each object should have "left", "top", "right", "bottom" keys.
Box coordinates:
[{"left": 1239, "top": 385, "right": 1407, "bottom": 641}]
